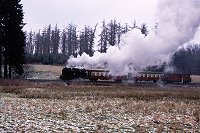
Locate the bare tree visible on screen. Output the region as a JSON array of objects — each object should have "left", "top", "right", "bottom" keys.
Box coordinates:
[
  {"left": 79, "top": 25, "right": 97, "bottom": 56},
  {"left": 140, "top": 23, "right": 149, "bottom": 37},
  {"left": 66, "top": 24, "right": 78, "bottom": 57},
  {"left": 98, "top": 20, "right": 108, "bottom": 53},
  {"left": 26, "top": 30, "right": 34, "bottom": 55},
  {"left": 51, "top": 24, "right": 60, "bottom": 55},
  {"left": 61, "top": 29, "right": 67, "bottom": 55}
]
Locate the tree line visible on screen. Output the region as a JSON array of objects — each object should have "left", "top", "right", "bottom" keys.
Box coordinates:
[
  {"left": 25, "top": 20, "right": 148, "bottom": 64},
  {"left": 0, "top": 0, "right": 25, "bottom": 78},
  {"left": 25, "top": 20, "right": 200, "bottom": 75},
  {"left": 145, "top": 43, "right": 200, "bottom": 74},
  {"left": 170, "top": 43, "right": 200, "bottom": 75}
]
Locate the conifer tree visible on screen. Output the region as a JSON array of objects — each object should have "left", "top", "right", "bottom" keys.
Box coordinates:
[{"left": 0, "top": 0, "right": 25, "bottom": 78}]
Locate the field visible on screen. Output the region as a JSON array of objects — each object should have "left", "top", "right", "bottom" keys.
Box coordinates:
[{"left": 0, "top": 64, "right": 200, "bottom": 132}]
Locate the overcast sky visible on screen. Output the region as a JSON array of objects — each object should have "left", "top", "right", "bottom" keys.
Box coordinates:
[{"left": 21, "top": 0, "right": 158, "bottom": 31}]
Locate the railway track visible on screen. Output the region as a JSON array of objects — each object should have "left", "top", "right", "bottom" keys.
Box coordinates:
[{"left": 25, "top": 78, "right": 200, "bottom": 88}]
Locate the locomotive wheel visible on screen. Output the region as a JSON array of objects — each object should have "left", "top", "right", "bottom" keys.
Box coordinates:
[
  {"left": 89, "top": 79, "right": 98, "bottom": 81},
  {"left": 114, "top": 79, "right": 122, "bottom": 83},
  {"left": 183, "top": 81, "right": 189, "bottom": 83}
]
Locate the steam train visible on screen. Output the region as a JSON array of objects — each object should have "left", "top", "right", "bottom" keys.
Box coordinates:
[{"left": 60, "top": 67, "right": 192, "bottom": 83}]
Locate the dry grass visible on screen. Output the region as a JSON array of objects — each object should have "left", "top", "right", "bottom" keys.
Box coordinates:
[
  {"left": 0, "top": 79, "right": 35, "bottom": 86},
  {"left": 1, "top": 79, "right": 200, "bottom": 101}
]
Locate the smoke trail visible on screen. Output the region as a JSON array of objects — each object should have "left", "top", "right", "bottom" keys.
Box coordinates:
[{"left": 67, "top": 0, "right": 200, "bottom": 75}]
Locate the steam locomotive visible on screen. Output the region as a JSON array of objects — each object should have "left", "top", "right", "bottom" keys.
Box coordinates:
[{"left": 60, "top": 67, "right": 191, "bottom": 83}]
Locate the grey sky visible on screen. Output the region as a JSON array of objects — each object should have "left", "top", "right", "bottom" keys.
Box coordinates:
[{"left": 21, "top": 0, "right": 158, "bottom": 31}]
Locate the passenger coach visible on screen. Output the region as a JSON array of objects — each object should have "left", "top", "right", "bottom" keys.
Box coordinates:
[{"left": 60, "top": 67, "right": 192, "bottom": 83}]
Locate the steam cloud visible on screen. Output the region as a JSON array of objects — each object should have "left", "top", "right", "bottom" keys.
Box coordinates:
[{"left": 67, "top": 0, "right": 200, "bottom": 75}]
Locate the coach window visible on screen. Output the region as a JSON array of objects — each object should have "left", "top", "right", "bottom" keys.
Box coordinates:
[
  {"left": 91, "top": 72, "right": 95, "bottom": 76},
  {"left": 85, "top": 71, "right": 88, "bottom": 76},
  {"left": 106, "top": 73, "right": 108, "bottom": 76},
  {"left": 101, "top": 72, "right": 104, "bottom": 76}
]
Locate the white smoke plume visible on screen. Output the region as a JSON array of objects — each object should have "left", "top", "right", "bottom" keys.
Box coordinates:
[{"left": 67, "top": 0, "right": 200, "bottom": 75}]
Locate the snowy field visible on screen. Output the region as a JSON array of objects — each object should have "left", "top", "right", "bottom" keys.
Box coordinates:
[
  {"left": 0, "top": 83, "right": 200, "bottom": 132},
  {"left": 0, "top": 94, "right": 199, "bottom": 132},
  {"left": 23, "top": 64, "right": 63, "bottom": 80},
  {"left": 0, "top": 64, "right": 199, "bottom": 132}
]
